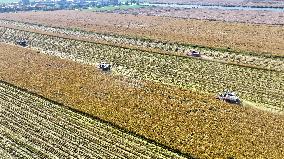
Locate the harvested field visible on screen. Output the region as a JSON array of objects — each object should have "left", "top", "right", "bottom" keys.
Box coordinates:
[
  {"left": 1, "top": 27, "right": 283, "bottom": 110},
  {"left": 145, "top": 0, "right": 284, "bottom": 8},
  {"left": 0, "top": 43, "right": 284, "bottom": 158},
  {"left": 0, "top": 10, "right": 283, "bottom": 55},
  {"left": 111, "top": 7, "right": 284, "bottom": 25},
  {"left": 0, "top": 81, "right": 187, "bottom": 159}
]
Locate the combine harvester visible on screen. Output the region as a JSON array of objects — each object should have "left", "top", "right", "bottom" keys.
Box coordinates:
[
  {"left": 16, "top": 39, "right": 28, "bottom": 47},
  {"left": 217, "top": 90, "right": 241, "bottom": 105},
  {"left": 98, "top": 62, "right": 111, "bottom": 71},
  {"left": 186, "top": 50, "right": 201, "bottom": 57}
]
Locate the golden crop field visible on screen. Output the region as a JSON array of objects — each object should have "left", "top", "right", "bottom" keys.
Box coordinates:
[
  {"left": 0, "top": 43, "right": 284, "bottom": 158},
  {"left": 0, "top": 10, "right": 283, "bottom": 56},
  {"left": 1, "top": 20, "right": 283, "bottom": 72},
  {"left": 0, "top": 3, "right": 283, "bottom": 158},
  {"left": 0, "top": 81, "right": 187, "bottom": 159},
  {"left": 1, "top": 26, "right": 283, "bottom": 110}
]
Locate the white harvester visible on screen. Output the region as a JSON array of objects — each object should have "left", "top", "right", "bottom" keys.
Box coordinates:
[
  {"left": 216, "top": 90, "right": 241, "bottom": 105},
  {"left": 98, "top": 62, "right": 111, "bottom": 71},
  {"left": 186, "top": 50, "right": 201, "bottom": 57},
  {"left": 16, "top": 39, "right": 28, "bottom": 47}
]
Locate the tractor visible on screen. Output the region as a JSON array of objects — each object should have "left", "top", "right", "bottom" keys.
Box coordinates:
[{"left": 217, "top": 90, "right": 241, "bottom": 105}]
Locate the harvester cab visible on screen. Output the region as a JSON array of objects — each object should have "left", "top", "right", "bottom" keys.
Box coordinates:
[
  {"left": 16, "top": 39, "right": 28, "bottom": 47},
  {"left": 217, "top": 90, "right": 241, "bottom": 105},
  {"left": 99, "top": 62, "right": 111, "bottom": 71}
]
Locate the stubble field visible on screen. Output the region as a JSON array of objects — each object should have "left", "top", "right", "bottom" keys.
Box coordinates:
[
  {"left": 0, "top": 3, "right": 283, "bottom": 158},
  {"left": 0, "top": 10, "right": 283, "bottom": 56},
  {"left": 1, "top": 26, "right": 283, "bottom": 110},
  {"left": 1, "top": 20, "right": 283, "bottom": 72},
  {"left": 144, "top": 0, "right": 284, "bottom": 8},
  {"left": 111, "top": 7, "right": 284, "bottom": 25}
]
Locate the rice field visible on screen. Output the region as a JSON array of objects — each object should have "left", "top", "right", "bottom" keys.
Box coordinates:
[
  {"left": 144, "top": 0, "right": 284, "bottom": 8},
  {"left": 1, "top": 19, "right": 283, "bottom": 72},
  {"left": 0, "top": 81, "right": 188, "bottom": 159},
  {"left": 0, "top": 10, "right": 283, "bottom": 55},
  {"left": 0, "top": 26, "right": 283, "bottom": 110},
  {"left": 0, "top": 6, "right": 283, "bottom": 158},
  {"left": 0, "top": 42, "right": 284, "bottom": 158},
  {"left": 109, "top": 7, "right": 284, "bottom": 25}
]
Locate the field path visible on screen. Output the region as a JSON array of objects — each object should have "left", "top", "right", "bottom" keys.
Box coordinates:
[{"left": 0, "top": 81, "right": 187, "bottom": 159}]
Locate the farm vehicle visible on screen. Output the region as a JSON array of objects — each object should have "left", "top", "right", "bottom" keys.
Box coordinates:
[
  {"left": 16, "top": 39, "right": 28, "bottom": 47},
  {"left": 217, "top": 90, "right": 241, "bottom": 105},
  {"left": 99, "top": 62, "right": 111, "bottom": 71},
  {"left": 186, "top": 50, "right": 201, "bottom": 57}
]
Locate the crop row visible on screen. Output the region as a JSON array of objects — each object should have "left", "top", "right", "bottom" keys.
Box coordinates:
[
  {"left": 108, "top": 6, "right": 284, "bottom": 25},
  {"left": 2, "top": 42, "right": 284, "bottom": 158},
  {"left": 2, "top": 10, "right": 284, "bottom": 55},
  {"left": 0, "top": 82, "right": 186, "bottom": 159},
  {"left": 1, "top": 26, "right": 283, "bottom": 109},
  {"left": 1, "top": 20, "right": 283, "bottom": 72}
]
